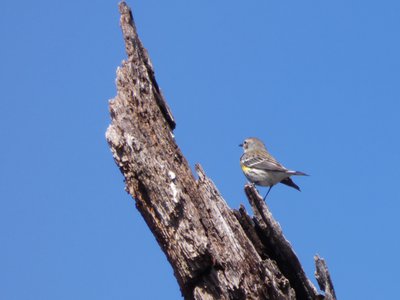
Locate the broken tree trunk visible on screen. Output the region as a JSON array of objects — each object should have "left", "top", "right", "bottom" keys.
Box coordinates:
[{"left": 106, "top": 2, "right": 336, "bottom": 300}]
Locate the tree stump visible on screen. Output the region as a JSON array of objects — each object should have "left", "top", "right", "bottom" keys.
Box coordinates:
[{"left": 106, "top": 2, "right": 336, "bottom": 299}]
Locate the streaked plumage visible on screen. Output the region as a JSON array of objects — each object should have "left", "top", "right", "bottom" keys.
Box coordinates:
[{"left": 239, "top": 137, "right": 308, "bottom": 198}]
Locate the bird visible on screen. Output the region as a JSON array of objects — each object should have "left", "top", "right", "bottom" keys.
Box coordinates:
[{"left": 239, "top": 137, "right": 308, "bottom": 199}]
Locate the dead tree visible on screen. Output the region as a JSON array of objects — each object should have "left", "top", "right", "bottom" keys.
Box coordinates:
[{"left": 106, "top": 2, "right": 336, "bottom": 299}]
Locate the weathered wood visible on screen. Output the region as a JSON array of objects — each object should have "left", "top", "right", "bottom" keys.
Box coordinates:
[
  {"left": 106, "top": 2, "right": 336, "bottom": 299},
  {"left": 315, "top": 256, "right": 336, "bottom": 300},
  {"left": 240, "top": 185, "right": 320, "bottom": 300}
]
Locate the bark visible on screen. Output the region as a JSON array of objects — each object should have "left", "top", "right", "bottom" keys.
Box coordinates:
[{"left": 106, "top": 2, "right": 336, "bottom": 299}]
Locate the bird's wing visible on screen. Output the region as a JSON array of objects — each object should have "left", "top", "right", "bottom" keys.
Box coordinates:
[{"left": 242, "top": 153, "right": 288, "bottom": 173}]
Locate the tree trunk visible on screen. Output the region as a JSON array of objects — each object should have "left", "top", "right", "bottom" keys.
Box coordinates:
[{"left": 106, "top": 2, "right": 336, "bottom": 300}]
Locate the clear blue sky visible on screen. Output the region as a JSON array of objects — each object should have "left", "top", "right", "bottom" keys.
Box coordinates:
[{"left": 1, "top": 1, "right": 399, "bottom": 299}]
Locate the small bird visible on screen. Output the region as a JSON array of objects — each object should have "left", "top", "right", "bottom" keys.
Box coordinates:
[{"left": 239, "top": 137, "right": 308, "bottom": 199}]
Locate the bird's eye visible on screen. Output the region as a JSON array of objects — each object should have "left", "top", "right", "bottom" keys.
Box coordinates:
[{"left": 244, "top": 141, "right": 247, "bottom": 145}]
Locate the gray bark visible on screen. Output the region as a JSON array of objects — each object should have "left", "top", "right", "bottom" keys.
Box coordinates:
[{"left": 106, "top": 2, "right": 336, "bottom": 299}]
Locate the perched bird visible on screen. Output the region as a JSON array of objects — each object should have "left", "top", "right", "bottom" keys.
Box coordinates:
[{"left": 239, "top": 137, "right": 308, "bottom": 199}]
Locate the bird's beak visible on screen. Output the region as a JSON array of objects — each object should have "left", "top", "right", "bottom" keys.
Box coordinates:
[{"left": 239, "top": 144, "right": 243, "bottom": 147}]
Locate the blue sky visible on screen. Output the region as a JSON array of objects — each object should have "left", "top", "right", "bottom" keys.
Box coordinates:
[{"left": 1, "top": 1, "right": 399, "bottom": 299}]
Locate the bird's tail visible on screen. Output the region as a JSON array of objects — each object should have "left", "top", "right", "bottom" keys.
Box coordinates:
[{"left": 280, "top": 177, "right": 301, "bottom": 191}]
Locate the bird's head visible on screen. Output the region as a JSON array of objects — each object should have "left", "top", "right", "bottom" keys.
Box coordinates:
[{"left": 239, "top": 137, "right": 266, "bottom": 152}]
